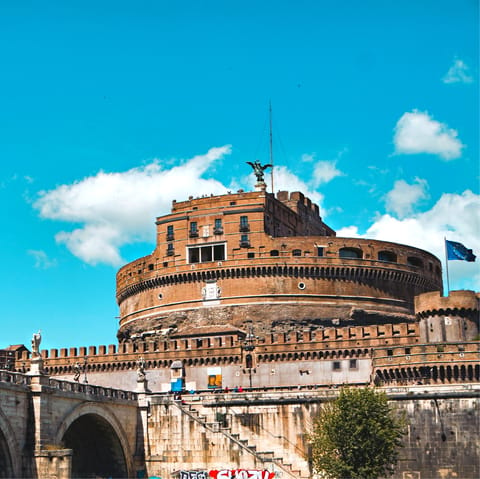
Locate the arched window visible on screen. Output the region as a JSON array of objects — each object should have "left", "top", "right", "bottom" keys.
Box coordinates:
[
  {"left": 378, "top": 251, "right": 397, "bottom": 262},
  {"left": 407, "top": 256, "right": 423, "bottom": 268},
  {"left": 339, "top": 247, "right": 363, "bottom": 259},
  {"left": 292, "top": 249, "right": 302, "bottom": 257}
]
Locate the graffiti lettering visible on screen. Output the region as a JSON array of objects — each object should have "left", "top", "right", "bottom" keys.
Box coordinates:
[
  {"left": 179, "top": 472, "right": 207, "bottom": 479},
  {"left": 208, "top": 470, "right": 275, "bottom": 479}
]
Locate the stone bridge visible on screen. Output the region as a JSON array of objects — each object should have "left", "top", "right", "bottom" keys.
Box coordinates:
[
  {"left": 1, "top": 367, "right": 479, "bottom": 479},
  {"left": 0, "top": 369, "right": 143, "bottom": 478}
]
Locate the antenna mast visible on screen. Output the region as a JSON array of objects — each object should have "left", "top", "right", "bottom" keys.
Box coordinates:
[{"left": 269, "top": 101, "right": 274, "bottom": 194}]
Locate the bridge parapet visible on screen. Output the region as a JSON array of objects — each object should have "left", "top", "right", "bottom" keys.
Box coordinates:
[
  {"left": 47, "top": 377, "right": 138, "bottom": 401},
  {"left": 0, "top": 370, "right": 31, "bottom": 386}
]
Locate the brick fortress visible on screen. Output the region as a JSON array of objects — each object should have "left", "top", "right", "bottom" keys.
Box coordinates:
[{"left": 10, "top": 175, "right": 480, "bottom": 392}]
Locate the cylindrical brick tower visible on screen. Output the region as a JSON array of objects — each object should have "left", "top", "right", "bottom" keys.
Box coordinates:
[
  {"left": 116, "top": 188, "right": 442, "bottom": 342},
  {"left": 416, "top": 290, "right": 480, "bottom": 342}
]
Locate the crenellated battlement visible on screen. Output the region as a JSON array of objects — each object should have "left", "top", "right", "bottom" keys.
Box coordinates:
[
  {"left": 415, "top": 290, "right": 479, "bottom": 317},
  {"left": 415, "top": 290, "right": 480, "bottom": 343},
  {"left": 14, "top": 322, "right": 421, "bottom": 372}
]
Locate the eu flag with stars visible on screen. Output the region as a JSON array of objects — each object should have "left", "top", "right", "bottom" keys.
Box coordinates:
[{"left": 446, "top": 240, "right": 476, "bottom": 262}]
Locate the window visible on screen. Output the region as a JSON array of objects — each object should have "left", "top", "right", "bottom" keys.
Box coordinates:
[
  {"left": 247, "top": 252, "right": 255, "bottom": 258},
  {"left": 214, "top": 218, "right": 223, "bottom": 234},
  {"left": 166, "top": 225, "right": 174, "bottom": 241},
  {"left": 189, "top": 221, "right": 198, "bottom": 237},
  {"left": 292, "top": 249, "right": 302, "bottom": 256},
  {"left": 378, "top": 251, "right": 397, "bottom": 262},
  {"left": 332, "top": 361, "right": 342, "bottom": 371},
  {"left": 317, "top": 247, "right": 324, "bottom": 257},
  {"left": 407, "top": 256, "right": 423, "bottom": 268},
  {"left": 405, "top": 348, "right": 411, "bottom": 355},
  {"left": 339, "top": 247, "right": 363, "bottom": 259},
  {"left": 270, "top": 250, "right": 279, "bottom": 257},
  {"left": 188, "top": 243, "right": 226, "bottom": 263},
  {"left": 167, "top": 243, "right": 174, "bottom": 256},
  {"left": 349, "top": 359, "right": 358, "bottom": 369},
  {"left": 240, "top": 234, "right": 250, "bottom": 247},
  {"left": 239, "top": 215, "right": 249, "bottom": 232},
  {"left": 387, "top": 349, "right": 393, "bottom": 356}
]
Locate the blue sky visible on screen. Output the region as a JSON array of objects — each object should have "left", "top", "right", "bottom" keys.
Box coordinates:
[{"left": 0, "top": 1, "right": 478, "bottom": 351}]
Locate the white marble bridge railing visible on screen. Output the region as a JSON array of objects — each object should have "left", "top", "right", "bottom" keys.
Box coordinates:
[
  {"left": 0, "top": 370, "right": 31, "bottom": 386},
  {"left": 0, "top": 369, "right": 137, "bottom": 401},
  {"left": 47, "top": 377, "right": 139, "bottom": 400}
]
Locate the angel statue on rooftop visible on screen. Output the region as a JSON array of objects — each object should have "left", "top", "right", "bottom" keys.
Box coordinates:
[{"left": 246, "top": 160, "right": 272, "bottom": 183}]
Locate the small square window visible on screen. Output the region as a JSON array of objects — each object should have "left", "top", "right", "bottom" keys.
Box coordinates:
[
  {"left": 387, "top": 349, "right": 393, "bottom": 356},
  {"left": 349, "top": 359, "right": 357, "bottom": 369},
  {"left": 332, "top": 361, "right": 341, "bottom": 371},
  {"left": 247, "top": 252, "right": 255, "bottom": 258},
  {"left": 405, "top": 348, "right": 411, "bottom": 355}
]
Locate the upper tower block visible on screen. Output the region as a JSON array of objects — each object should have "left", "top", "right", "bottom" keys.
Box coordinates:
[
  {"left": 275, "top": 191, "right": 335, "bottom": 236},
  {"left": 167, "top": 189, "right": 335, "bottom": 240}
]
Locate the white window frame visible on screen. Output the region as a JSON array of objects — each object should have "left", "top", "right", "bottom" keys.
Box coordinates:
[{"left": 187, "top": 242, "right": 227, "bottom": 264}]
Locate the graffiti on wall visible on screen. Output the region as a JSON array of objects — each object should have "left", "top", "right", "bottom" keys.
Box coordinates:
[
  {"left": 178, "top": 470, "right": 274, "bottom": 479},
  {"left": 209, "top": 470, "right": 275, "bottom": 479},
  {"left": 179, "top": 472, "right": 207, "bottom": 479}
]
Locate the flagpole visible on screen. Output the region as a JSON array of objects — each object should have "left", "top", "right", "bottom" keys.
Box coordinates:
[
  {"left": 444, "top": 237, "right": 450, "bottom": 296},
  {"left": 269, "top": 100, "right": 274, "bottom": 194}
]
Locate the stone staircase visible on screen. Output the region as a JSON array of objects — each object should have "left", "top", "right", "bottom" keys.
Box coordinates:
[{"left": 174, "top": 400, "right": 310, "bottom": 479}]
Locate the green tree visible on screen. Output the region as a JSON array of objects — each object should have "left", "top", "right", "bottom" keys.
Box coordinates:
[{"left": 309, "top": 387, "right": 405, "bottom": 479}]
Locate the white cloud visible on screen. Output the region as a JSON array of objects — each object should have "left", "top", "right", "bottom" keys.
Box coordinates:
[
  {"left": 301, "top": 153, "right": 315, "bottom": 163},
  {"left": 442, "top": 59, "right": 474, "bottom": 84},
  {"left": 312, "top": 160, "right": 343, "bottom": 187},
  {"left": 34, "top": 146, "right": 231, "bottom": 266},
  {"left": 393, "top": 110, "right": 464, "bottom": 160},
  {"left": 347, "top": 190, "right": 480, "bottom": 290},
  {"left": 384, "top": 178, "right": 428, "bottom": 218},
  {"left": 27, "top": 250, "right": 57, "bottom": 269}
]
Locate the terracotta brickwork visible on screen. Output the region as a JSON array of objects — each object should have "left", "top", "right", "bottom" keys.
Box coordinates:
[{"left": 116, "top": 189, "right": 442, "bottom": 340}]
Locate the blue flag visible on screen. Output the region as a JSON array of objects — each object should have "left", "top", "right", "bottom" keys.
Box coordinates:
[{"left": 446, "top": 240, "right": 476, "bottom": 262}]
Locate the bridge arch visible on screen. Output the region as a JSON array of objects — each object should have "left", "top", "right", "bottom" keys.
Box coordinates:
[
  {"left": 0, "top": 408, "right": 20, "bottom": 478},
  {"left": 55, "top": 403, "right": 134, "bottom": 478}
]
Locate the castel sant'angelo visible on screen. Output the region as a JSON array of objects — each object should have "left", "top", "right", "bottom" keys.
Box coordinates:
[
  {"left": 23, "top": 164, "right": 478, "bottom": 392},
  {"left": 2, "top": 164, "right": 479, "bottom": 479}
]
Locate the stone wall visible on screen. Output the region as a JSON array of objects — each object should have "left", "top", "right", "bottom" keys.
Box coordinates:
[{"left": 144, "top": 388, "right": 479, "bottom": 479}]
